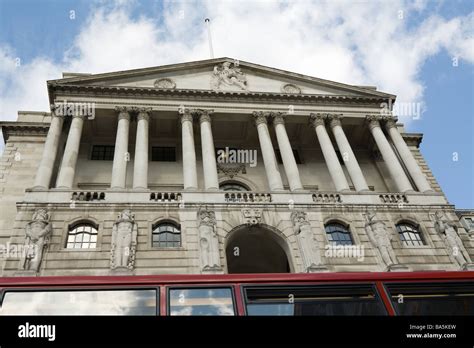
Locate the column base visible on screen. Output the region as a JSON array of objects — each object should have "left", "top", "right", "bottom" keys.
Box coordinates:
[
  {"left": 14, "top": 270, "right": 38, "bottom": 277},
  {"left": 462, "top": 263, "right": 474, "bottom": 271},
  {"left": 110, "top": 267, "right": 134, "bottom": 275},
  {"left": 386, "top": 264, "right": 411, "bottom": 272},
  {"left": 307, "top": 265, "right": 330, "bottom": 273},
  {"left": 132, "top": 187, "right": 150, "bottom": 192},
  {"left": 201, "top": 266, "right": 224, "bottom": 274},
  {"left": 30, "top": 186, "right": 48, "bottom": 191},
  {"left": 108, "top": 186, "right": 127, "bottom": 191}
]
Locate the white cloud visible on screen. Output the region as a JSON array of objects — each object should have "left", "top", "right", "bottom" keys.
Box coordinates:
[{"left": 0, "top": 0, "right": 473, "bottom": 153}]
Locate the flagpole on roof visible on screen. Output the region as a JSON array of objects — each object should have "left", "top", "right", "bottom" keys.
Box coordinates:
[{"left": 204, "top": 18, "right": 214, "bottom": 59}]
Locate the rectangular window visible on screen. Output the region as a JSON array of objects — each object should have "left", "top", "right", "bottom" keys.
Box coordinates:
[
  {"left": 152, "top": 147, "right": 176, "bottom": 162},
  {"left": 275, "top": 149, "right": 301, "bottom": 164},
  {"left": 244, "top": 284, "right": 387, "bottom": 316},
  {"left": 385, "top": 282, "right": 474, "bottom": 315},
  {"left": 91, "top": 145, "right": 115, "bottom": 160},
  {"left": 168, "top": 288, "right": 235, "bottom": 316},
  {"left": 0, "top": 289, "right": 157, "bottom": 315}
]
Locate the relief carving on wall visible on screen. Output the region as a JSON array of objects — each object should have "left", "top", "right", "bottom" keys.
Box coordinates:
[
  {"left": 242, "top": 208, "right": 262, "bottom": 225},
  {"left": 198, "top": 207, "right": 221, "bottom": 272},
  {"left": 19, "top": 209, "right": 52, "bottom": 273},
  {"left": 154, "top": 78, "right": 176, "bottom": 89},
  {"left": 364, "top": 209, "right": 405, "bottom": 271},
  {"left": 110, "top": 209, "right": 138, "bottom": 271},
  {"left": 211, "top": 61, "right": 248, "bottom": 90},
  {"left": 291, "top": 211, "right": 326, "bottom": 272},
  {"left": 431, "top": 211, "right": 473, "bottom": 270},
  {"left": 281, "top": 83, "right": 301, "bottom": 94}
]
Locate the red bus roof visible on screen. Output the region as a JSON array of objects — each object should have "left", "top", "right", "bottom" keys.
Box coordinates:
[{"left": 0, "top": 271, "right": 473, "bottom": 287}]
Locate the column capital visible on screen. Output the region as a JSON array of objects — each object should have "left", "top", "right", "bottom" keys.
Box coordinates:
[
  {"left": 328, "top": 114, "right": 344, "bottom": 128},
  {"left": 180, "top": 109, "right": 194, "bottom": 123},
  {"left": 382, "top": 116, "right": 398, "bottom": 130},
  {"left": 195, "top": 109, "right": 214, "bottom": 124},
  {"left": 115, "top": 106, "right": 131, "bottom": 121},
  {"left": 253, "top": 111, "right": 270, "bottom": 126},
  {"left": 133, "top": 107, "right": 152, "bottom": 122},
  {"left": 365, "top": 115, "right": 382, "bottom": 130},
  {"left": 271, "top": 112, "right": 286, "bottom": 126},
  {"left": 49, "top": 104, "right": 62, "bottom": 118},
  {"left": 309, "top": 113, "right": 326, "bottom": 128}
]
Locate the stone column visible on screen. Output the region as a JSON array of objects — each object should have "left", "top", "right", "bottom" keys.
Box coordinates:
[
  {"left": 133, "top": 108, "right": 151, "bottom": 190},
  {"left": 384, "top": 117, "right": 433, "bottom": 193},
  {"left": 33, "top": 107, "right": 64, "bottom": 189},
  {"left": 110, "top": 107, "right": 130, "bottom": 189},
  {"left": 181, "top": 109, "right": 198, "bottom": 190},
  {"left": 366, "top": 115, "right": 413, "bottom": 192},
  {"left": 56, "top": 115, "right": 85, "bottom": 188},
  {"left": 272, "top": 113, "right": 303, "bottom": 191},
  {"left": 309, "top": 113, "right": 350, "bottom": 192},
  {"left": 328, "top": 114, "right": 369, "bottom": 192},
  {"left": 198, "top": 109, "right": 219, "bottom": 190},
  {"left": 253, "top": 111, "right": 283, "bottom": 191}
]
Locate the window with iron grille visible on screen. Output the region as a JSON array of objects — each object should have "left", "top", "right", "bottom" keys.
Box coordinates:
[
  {"left": 66, "top": 223, "right": 98, "bottom": 249},
  {"left": 396, "top": 223, "right": 425, "bottom": 246},
  {"left": 152, "top": 222, "right": 181, "bottom": 248},
  {"left": 91, "top": 145, "right": 115, "bottom": 160},
  {"left": 151, "top": 147, "right": 176, "bottom": 161},
  {"left": 325, "top": 223, "right": 354, "bottom": 246}
]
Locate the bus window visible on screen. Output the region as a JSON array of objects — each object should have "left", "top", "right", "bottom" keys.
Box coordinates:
[
  {"left": 0, "top": 289, "right": 157, "bottom": 315},
  {"left": 385, "top": 281, "right": 474, "bottom": 315},
  {"left": 169, "top": 288, "right": 235, "bottom": 316},
  {"left": 244, "top": 284, "right": 387, "bottom": 316}
]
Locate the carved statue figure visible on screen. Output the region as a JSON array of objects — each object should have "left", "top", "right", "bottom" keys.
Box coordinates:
[
  {"left": 291, "top": 211, "right": 322, "bottom": 271},
  {"left": 432, "top": 211, "right": 472, "bottom": 268},
  {"left": 110, "top": 209, "right": 138, "bottom": 270},
  {"left": 364, "top": 209, "right": 398, "bottom": 267},
  {"left": 198, "top": 207, "right": 221, "bottom": 271},
  {"left": 211, "top": 61, "right": 248, "bottom": 90},
  {"left": 20, "top": 209, "right": 52, "bottom": 272}
]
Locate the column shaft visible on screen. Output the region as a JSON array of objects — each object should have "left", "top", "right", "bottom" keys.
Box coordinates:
[
  {"left": 56, "top": 115, "right": 84, "bottom": 188},
  {"left": 133, "top": 109, "right": 150, "bottom": 189},
  {"left": 253, "top": 112, "right": 283, "bottom": 191},
  {"left": 366, "top": 116, "right": 413, "bottom": 192},
  {"left": 181, "top": 110, "right": 198, "bottom": 190},
  {"left": 272, "top": 113, "right": 303, "bottom": 191},
  {"left": 328, "top": 115, "right": 369, "bottom": 191},
  {"left": 34, "top": 113, "right": 64, "bottom": 188},
  {"left": 385, "top": 118, "right": 433, "bottom": 192},
  {"left": 310, "top": 114, "right": 349, "bottom": 192},
  {"left": 199, "top": 111, "right": 219, "bottom": 190},
  {"left": 111, "top": 108, "right": 130, "bottom": 189}
]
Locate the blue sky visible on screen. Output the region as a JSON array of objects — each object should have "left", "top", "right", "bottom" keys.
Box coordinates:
[{"left": 0, "top": 0, "right": 472, "bottom": 208}]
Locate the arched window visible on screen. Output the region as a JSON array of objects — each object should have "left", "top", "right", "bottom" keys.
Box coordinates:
[
  {"left": 396, "top": 222, "right": 425, "bottom": 246},
  {"left": 152, "top": 222, "right": 181, "bottom": 248},
  {"left": 66, "top": 222, "right": 98, "bottom": 249},
  {"left": 219, "top": 182, "right": 249, "bottom": 191},
  {"left": 325, "top": 222, "right": 353, "bottom": 246}
]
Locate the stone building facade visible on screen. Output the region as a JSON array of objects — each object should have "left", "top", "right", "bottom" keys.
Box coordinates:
[{"left": 0, "top": 57, "right": 473, "bottom": 277}]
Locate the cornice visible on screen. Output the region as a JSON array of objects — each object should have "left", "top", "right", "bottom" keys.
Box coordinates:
[
  {"left": 0, "top": 122, "right": 50, "bottom": 141},
  {"left": 49, "top": 84, "right": 391, "bottom": 106},
  {"left": 401, "top": 133, "right": 423, "bottom": 147}
]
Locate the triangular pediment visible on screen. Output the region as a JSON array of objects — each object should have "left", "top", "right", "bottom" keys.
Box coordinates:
[{"left": 49, "top": 57, "right": 394, "bottom": 98}]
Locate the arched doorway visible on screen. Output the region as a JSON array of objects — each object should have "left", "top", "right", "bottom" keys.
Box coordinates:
[{"left": 225, "top": 224, "right": 291, "bottom": 274}]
